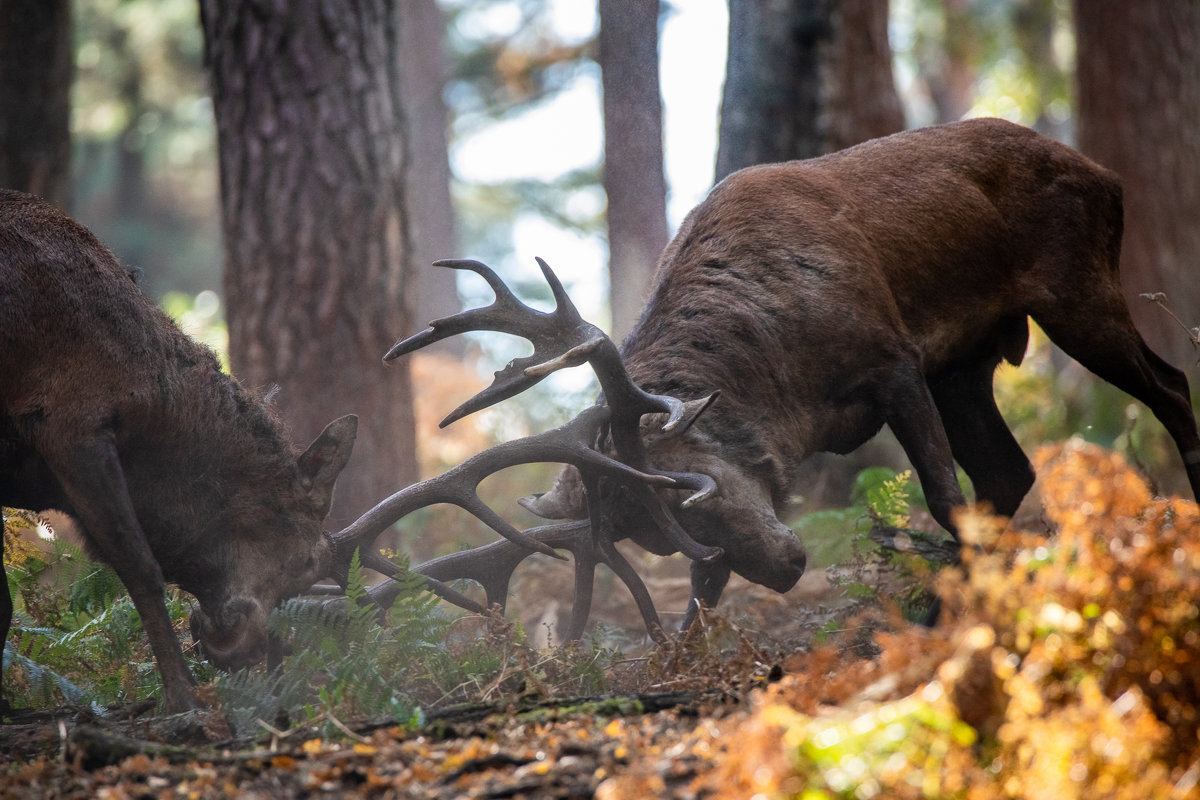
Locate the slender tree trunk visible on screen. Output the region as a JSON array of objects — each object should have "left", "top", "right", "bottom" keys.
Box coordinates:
[
  {"left": 716, "top": 0, "right": 903, "bottom": 180},
  {"left": 0, "top": 0, "right": 72, "bottom": 208},
  {"left": 1074, "top": 0, "right": 1200, "bottom": 369},
  {"left": 599, "top": 0, "right": 669, "bottom": 341},
  {"left": 924, "top": 0, "right": 977, "bottom": 124},
  {"left": 400, "top": 0, "right": 460, "bottom": 340},
  {"left": 200, "top": 1, "right": 418, "bottom": 529}
]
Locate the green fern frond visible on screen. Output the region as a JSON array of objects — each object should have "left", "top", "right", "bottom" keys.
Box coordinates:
[{"left": 867, "top": 469, "right": 913, "bottom": 528}]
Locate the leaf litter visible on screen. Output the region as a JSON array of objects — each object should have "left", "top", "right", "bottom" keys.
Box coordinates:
[{"left": 4, "top": 441, "right": 1200, "bottom": 798}]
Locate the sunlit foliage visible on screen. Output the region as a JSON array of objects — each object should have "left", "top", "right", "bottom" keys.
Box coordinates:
[{"left": 701, "top": 441, "right": 1200, "bottom": 798}]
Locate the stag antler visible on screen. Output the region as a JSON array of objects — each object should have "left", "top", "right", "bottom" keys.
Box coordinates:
[
  {"left": 362, "top": 519, "right": 668, "bottom": 643},
  {"left": 325, "top": 404, "right": 681, "bottom": 574},
  {"left": 390, "top": 260, "right": 721, "bottom": 550},
  {"left": 328, "top": 259, "right": 722, "bottom": 642},
  {"left": 386, "top": 260, "right": 702, "bottom": 439}
]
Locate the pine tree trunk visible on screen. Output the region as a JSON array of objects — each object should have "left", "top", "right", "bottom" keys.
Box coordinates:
[
  {"left": 716, "top": 0, "right": 903, "bottom": 179},
  {"left": 599, "top": 0, "right": 669, "bottom": 341},
  {"left": 201, "top": 1, "right": 418, "bottom": 529}
]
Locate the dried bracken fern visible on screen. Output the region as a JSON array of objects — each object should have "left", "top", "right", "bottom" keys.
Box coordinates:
[{"left": 697, "top": 440, "right": 1200, "bottom": 799}]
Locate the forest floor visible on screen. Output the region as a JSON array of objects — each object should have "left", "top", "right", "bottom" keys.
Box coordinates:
[
  {"left": 4, "top": 442, "right": 1200, "bottom": 798},
  {"left": 0, "top": 564, "right": 877, "bottom": 799}
]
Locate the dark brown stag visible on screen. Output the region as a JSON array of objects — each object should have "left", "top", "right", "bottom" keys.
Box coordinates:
[
  {"left": 0, "top": 189, "right": 357, "bottom": 713},
  {"left": 346, "top": 117, "right": 1200, "bottom": 640}
]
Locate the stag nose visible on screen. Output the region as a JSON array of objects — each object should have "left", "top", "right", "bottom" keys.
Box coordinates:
[
  {"left": 790, "top": 550, "right": 808, "bottom": 575},
  {"left": 190, "top": 599, "right": 269, "bottom": 671}
]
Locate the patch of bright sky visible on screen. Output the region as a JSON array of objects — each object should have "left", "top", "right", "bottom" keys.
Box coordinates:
[
  {"left": 452, "top": 0, "right": 727, "bottom": 222},
  {"left": 450, "top": 0, "right": 728, "bottom": 310},
  {"left": 448, "top": 0, "right": 728, "bottom": 404}
]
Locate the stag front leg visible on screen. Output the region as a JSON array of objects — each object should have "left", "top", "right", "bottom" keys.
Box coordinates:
[
  {"left": 883, "top": 363, "right": 967, "bottom": 538},
  {"left": 45, "top": 437, "right": 200, "bottom": 713}
]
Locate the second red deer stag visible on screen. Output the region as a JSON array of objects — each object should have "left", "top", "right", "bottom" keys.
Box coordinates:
[
  {"left": 378, "top": 117, "right": 1200, "bottom": 636},
  {"left": 0, "top": 190, "right": 357, "bottom": 713}
]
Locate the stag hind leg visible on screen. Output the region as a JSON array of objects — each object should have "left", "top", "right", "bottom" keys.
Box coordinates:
[
  {"left": 1034, "top": 303, "right": 1200, "bottom": 500},
  {"left": 929, "top": 359, "right": 1035, "bottom": 518}
]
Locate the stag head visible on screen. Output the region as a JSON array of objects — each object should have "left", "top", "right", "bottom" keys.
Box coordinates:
[
  {"left": 190, "top": 415, "right": 357, "bottom": 670},
  {"left": 522, "top": 401, "right": 808, "bottom": 596},
  {"left": 327, "top": 257, "right": 800, "bottom": 642}
]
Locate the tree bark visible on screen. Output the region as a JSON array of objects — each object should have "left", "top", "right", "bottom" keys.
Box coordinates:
[
  {"left": 0, "top": 0, "right": 72, "bottom": 208},
  {"left": 1074, "top": 0, "right": 1200, "bottom": 369},
  {"left": 200, "top": 1, "right": 418, "bottom": 529},
  {"left": 599, "top": 0, "right": 669, "bottom": 341},
  {"left": 716, "top": 0, "right": 903, "bottom": 180}
]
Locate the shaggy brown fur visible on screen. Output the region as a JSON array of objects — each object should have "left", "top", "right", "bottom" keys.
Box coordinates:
[{"left": 0, "top": 190, "right": 356, "bottom": 712}]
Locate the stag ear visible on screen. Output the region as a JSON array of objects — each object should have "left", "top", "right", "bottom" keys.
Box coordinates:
[
  {"left": 297, "top": 414, "right": 358, "bottom": 518},
  {"left": 519, "top": 464, "right": 588, "bottom": 520}
]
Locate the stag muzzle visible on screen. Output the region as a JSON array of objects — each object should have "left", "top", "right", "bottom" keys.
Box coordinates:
[{"left": 189, "top": 598, "right": 271, "bottom": 672}]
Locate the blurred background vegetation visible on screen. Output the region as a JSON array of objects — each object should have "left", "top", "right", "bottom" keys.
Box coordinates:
[
  {"left": 64, "top": 0, "right": 1080, "bottom": 305},
  {"left": 5, "top": 0, "right": 1199, "bottom": 588}
]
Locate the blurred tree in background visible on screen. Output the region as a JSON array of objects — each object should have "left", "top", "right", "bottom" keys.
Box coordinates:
[
  {"left": 440, "top": 0, "right": 602, "bottom": 290},
  {"left": 0, "top": 0, "right": 72, "bottom": 207},
  {"left": 598, "top": 0, "right": 667, "bottom": 341},
  {"left": 716, "top": 0, "right": 903, "bottom": 178},
  {"left": 71, "top": 0, "right": 219, "bottom": 300},
  {"left": 401, "top": 0, "right": 461, "bottom": 347},
  {"left": 893, "top": 0, "right": 1072, "bottom": 136}
]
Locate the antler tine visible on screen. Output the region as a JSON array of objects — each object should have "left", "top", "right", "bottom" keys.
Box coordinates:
[
  {"left": 383, "top": 259, "right": 546, "bottom": 361},
  {"left": 574, "top": 469, "right": 669, "bottom": 643},
  {"left": 410, "top": 519, "right": 591, "bottom": 611},
  {"left": 384, "top": 258, "right": 606, "bottom": 428},
  {"left": 533, "top": 256, "right": 581, "bottom": 320},
  {"left": 363, "top": 568, "right": 488, "bottom": 616},
  {"left": 324, "top": 404, "right": 682, "bottom": 586},
  {"left": 364, "top": 516, "right": 669, "bottom": 645}
]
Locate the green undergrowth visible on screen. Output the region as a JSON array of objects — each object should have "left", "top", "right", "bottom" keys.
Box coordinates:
[
  {"left": 2, "top": 510, "right": 214, "bottom": 713},
  {"left": 2, "top": 521, "right": 624, "bottom": 734},
  {"left": 789, "top": 467, "right": 917, "bottom": 569},
  {"left": 216, "top": 550, "right": 628, "bottom": 739},
  {"left": 791, "top": 467, "right": 957, "bottom": 626}
]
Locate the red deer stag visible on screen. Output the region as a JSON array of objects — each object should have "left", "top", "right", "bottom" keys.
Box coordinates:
[
  {"left": 0, "top": 189, "right": 357, "bottom": 713},
  {"left": 350, "top": 117, "right": 1200, "bottom": 639}
]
